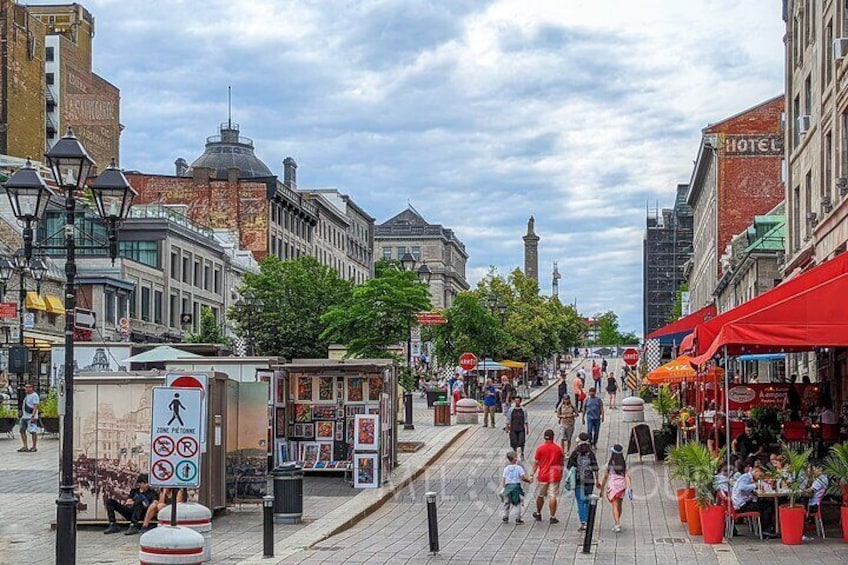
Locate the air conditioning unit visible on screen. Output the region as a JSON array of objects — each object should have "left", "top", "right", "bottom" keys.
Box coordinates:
[
  {"left": 839, "top": 177, "right": 848, "bottom": 196},
  {"left": 835, "top": 38, "right": 848, "bottom": 59},
  {"left": 797, "top": 115, "right": 812, "bottom": 134},
  {"left": 822, "top": 196, "right": 833, "bottom": 213}
]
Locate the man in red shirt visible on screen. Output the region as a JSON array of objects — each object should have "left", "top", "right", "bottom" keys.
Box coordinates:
[{"left": 530, "top": 428, "right": 565, "bottom": 524}]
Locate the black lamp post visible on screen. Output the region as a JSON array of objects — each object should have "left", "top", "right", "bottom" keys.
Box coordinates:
[
  {"left": 398, "top": 252, "right": 431, "bottom": 430},
  {"left": 3, "top": 129, "right": 136, "bottom": 565}
]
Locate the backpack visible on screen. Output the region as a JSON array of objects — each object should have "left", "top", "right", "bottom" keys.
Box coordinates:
[
  {"left": 576, "top": 451, "right": 594, "bottom": 484},
  {"left": 509, "top": 407, "right": 526, "bottom": 431}
]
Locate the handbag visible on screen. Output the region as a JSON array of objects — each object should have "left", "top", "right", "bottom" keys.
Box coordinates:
[
  {"left": 27, "top": 419, "right": 39, "bottom": 434},
  {"left": 564, "top": 467, "right": 576, "bottom": 491}
]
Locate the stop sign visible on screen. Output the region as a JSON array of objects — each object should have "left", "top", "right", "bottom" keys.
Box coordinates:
[
  {"left": 623, "top": 348, "right": 640, "bottom": 366},
  {"left": 459, "top": 352, "right": 478, "bottom": 371}
]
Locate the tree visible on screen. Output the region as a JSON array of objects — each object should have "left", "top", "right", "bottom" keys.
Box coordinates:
[
  {"left": 229, "top": 255, "right": 352, "bottom": 359},
  {"left": 431, "top": 292, "right": 507, "bottom": 365},
  {"left": 186, "top": 306, "right": 226, "bottom": 344},
  {"left": 320, "top": 259, "right": 432, "bottom": 359},
  {"left": 669, "top": 282, "right": 689, "bottom": 322},
  {"left": 594, "top": 311, "right": 621, "bottom": 346}
]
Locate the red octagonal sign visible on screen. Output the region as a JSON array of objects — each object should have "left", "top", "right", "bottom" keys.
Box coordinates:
[
  {"left": 623, "top": 348, "right": 640, "bottom": 366},
  {"left": 459, "top": 352, "right": 478, "bottom": 371}
]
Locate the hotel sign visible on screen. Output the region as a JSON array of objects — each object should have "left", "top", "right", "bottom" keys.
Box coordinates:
[{"left": 723, "top": 134, "right": 783, "bottom": 156}]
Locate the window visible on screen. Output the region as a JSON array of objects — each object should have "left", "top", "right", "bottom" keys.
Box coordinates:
[
  {"left": 826, "top": 20, "right": 834, "bottom": 86},
  {"left": 204, "top": 264, "right": 211, "bottom": 291},
  {"left": 411, "top": 246, "right": 421, "bottom": 261},
  {"left": 182, "top": 256, "right": 190, "bottom": 282},
  {"left": 793, "top": 95, "right": 801, "bottom": 148},
  {"left": 193, "top": 261, "right": 201, "bottom": 287},
  {"left": 45, "top": 46, "right": 54, "bottom": 61},
  {"left": 382, "top": 247, "right": 391, "bottom": 260},
  {"left": 153, "top": 290, "right": 163, "bottom": 325},
  {"left": 211, "top": 307, "right": 219, "bottom": 323},
  {"left": 804, "top": 74, "right": 812, "bottom": 116},
  {"left": 805, "top": 170, "right": 813, "bottom": 238},
  {"left": 181, "top": 296, "right": 190, "bottom": 325},
  {"left": 117, "top": 292, "right": 128, "bottom": 321},
  {"left": 193, "top": 301, "right": 200, "bottom": 332},
  {"left": 119, "top": 241, "right": 159, "bottom": 268},
  {"left": 170, "top": 251, "right": 178, "bottom": 279},
  {"left": 213, "top": 269, "right": 221, "bottom": 294},
  {"left": 169, "top": 294, "right": 178, "bottom": 327},
  {"left": 46, "top": 72, "right": 54, "bottom": 85},
  {"left": 128, "top": 289, "right": 137, "bottom": 319},
  {"left": 396, "top": 246, "right": 407, "bottom": 259},
  {"left": 825, "top": 131, "right": 833, "bottom": 202},
  {"left": 140, "top": 287, "right": 151, "bottom": 322},
  {"left": 105, "top": 289, "right": 116, "bottom": 326}
]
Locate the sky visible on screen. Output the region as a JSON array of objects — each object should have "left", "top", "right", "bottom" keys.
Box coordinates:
[{"left": 29, "top": 0, "right": 785, "bottom": 335}]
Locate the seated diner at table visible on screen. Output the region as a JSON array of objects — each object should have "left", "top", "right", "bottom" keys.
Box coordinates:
[
  {"left": 731, "top": 464, "right": 778, "bottom": 538},
  {"left": 731, "top": 422, "right": 763, "bottom": 461}
]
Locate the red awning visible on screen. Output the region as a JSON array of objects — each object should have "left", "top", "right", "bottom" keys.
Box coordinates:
[
  {"left": 692, "top": 252, "right": 848, "bottom": 358},
  {"left": 679, "top": 332, "right": 695, "bottom": 354},
  {"left": 691, "top": 252, "right": 848, "bottom": 364},
  {"left": 646, "top": 304, "right": 716, "bottom": 339}
]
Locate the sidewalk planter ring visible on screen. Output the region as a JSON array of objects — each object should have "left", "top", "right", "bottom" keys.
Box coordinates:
[
  {"left": 699, "top": 504, "right": 725, "bottom": 544},
  {"left": 779, "top": 505, "right": 805, "bottom": 545},
  {"left": 684, "top": 497, "right": 702, "bottom": 535},
  {"left": 677, "top": 488, "right": 694, "bottom": 523}
]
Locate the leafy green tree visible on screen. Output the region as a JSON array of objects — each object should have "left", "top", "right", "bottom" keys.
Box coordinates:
[
  {"left": 669, "top": 282, "right": 689, "bottom": 322},
  {"left": 320, "top": 259, "right": 432, "bottom": 359},
  {"left": 186, "top": 306, "right": 226, "bottom": 344},
  {"left": 432, "top": 292, "right": 507, "bottom": 365},
  {"left": 594, "top": 311, "right": 621, "bottom": 346},
  {"left": 229, "top": 255, "right": 353, "bottom": 359}
]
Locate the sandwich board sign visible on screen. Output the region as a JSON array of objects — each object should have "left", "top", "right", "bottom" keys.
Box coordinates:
[{"left": 150, "top": 387, "right": 202, "bottom": 488}]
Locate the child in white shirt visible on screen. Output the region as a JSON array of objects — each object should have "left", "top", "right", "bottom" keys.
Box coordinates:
[{"left": 500, "top": 450, "right": 532, "bottom": 524}]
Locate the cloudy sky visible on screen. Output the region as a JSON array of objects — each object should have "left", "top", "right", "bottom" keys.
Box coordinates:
[{"left": 31, "top": 0, "right": 785, "bottom": 335}]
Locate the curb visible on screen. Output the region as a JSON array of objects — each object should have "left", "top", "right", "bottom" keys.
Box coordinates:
[{"left": 238, "top": 425, "right": 470, "bottom": 564}]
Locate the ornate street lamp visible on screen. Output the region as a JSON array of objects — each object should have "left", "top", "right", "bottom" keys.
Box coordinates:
[
  {"left": 417, "top": 263, "right": 431, "bottom": 284},
  {"left": 30, "top": 256, "right": 47, "bottom": 293},
  {"left": 0, "top": 257, "right": 13, "bottom": 294},
  {"left": 2, "top": 158, "right": 54, "bottom": 259},
  {"left": 90, "top": 158, "right": 137, "bottom": 262},
  {"left": 400, "top": 251, "right": 416, "bottom": 272}
]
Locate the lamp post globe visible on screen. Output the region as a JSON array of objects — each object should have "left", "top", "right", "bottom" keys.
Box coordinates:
[
  {"left": 400, "top": 252, "right": 416, "bottom": 272},
  {"left": 417, "top": 263, "right": 431, "bottom": 284},
  {"left": 0, "top": 257, "right": 13, "bottom": 287},
  {"left": 45, "top": 127, "right": 94, "bottom": 191},
  {"left": 89, "top": 158, "right": 137, "bottom": 222}
]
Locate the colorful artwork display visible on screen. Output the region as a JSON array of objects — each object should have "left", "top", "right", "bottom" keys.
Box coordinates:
[
  {"left": 312, "top": 406, "right": 337, "bottom": 419},
  {"left": 354, "top": 453, "right": 379, "bottom": 488},
  {"left": 294, "top": 404, "right": 312, "bottom": 423},
  {"left": 275, "top": 407, "right": 286, "bottom": 438},
  {"left": 318, "top": 377, "right": 335, "bottom": 402},
  {"left": 347, "top": 377, "right": 364, "bottom": 402},
  {"left": 318, "top": 442, "right": 333, "bottom": 461},
  {"left": 297, "top": 376, "right": 313, "bottom": 402},
  {"left": 292, "top": 423, "right": 314, "bottom": 439},
  {"left": 354, "top": 414, "right": 380, "bottom": 451},
  {"left": 316, "top": 421, "right": 335, "bottom": 440},
  {"left": 345, "top": 405, "right": 366, "bottom": 417},
  {"left": 367, "top": 376, "right": 383, "bottom": 401},
  {"left": 300, "top": 442, "right": 320, "bottom": 461}
]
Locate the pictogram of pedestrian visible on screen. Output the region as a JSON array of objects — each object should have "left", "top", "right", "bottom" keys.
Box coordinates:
[{"left": 168, "top": 392, "right": 186, "bottom": 426}]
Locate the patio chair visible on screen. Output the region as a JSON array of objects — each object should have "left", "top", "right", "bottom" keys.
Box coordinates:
[
  {"left": 806, "top": 504, "right": 825, "bottom": 539},
  {"left": 782, "top": 421, "right": 808, "bottom": 449},
  {"left": 718, "top": 491, "right": 762, "bottom": 540}
]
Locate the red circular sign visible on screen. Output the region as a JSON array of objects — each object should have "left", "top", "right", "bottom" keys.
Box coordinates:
[
  {"left": 458, "top": 352, "right": 478, "bottom": 371},
  {"left": 623, "top": 348, "right": 640, "bottom": 366}
]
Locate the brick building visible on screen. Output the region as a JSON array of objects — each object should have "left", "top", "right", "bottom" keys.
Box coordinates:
[{"left": 684, "top": 96, "right": 785, "bottom": 310}]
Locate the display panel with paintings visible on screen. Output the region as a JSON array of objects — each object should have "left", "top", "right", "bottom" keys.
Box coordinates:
[
  {"left": 315, "top": 421, "right": 335, "bottom": 441},
  {"left": 317, "top": 376, "right": 335, "bottom": 402},
  {"left": 354, "top": 414, "right": 380, "bottom": 451},
  {"left": 354, "top": 453, "right": 379, "bottom": 488},
  {"left": 346, "top": 377, "right": 364, "bottom": 402},
  {"left": 296, "top": 375, "right": 313, "bottom": 402}
]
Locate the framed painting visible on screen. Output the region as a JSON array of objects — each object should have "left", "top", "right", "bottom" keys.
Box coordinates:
[
  {"left": 335, "top": 421, "right": 343, "bottom": 441},
  {"left": 367, "top": 375, "right": 383, "bottom": 401},
  {"left": 317, "top": 442, "right": 333, "bottom": 462},
  {"left": 275, "top": 407, "right": 286, "bottom": 438},
  {"left": 276, "top": 440, "right": 288, "bottom": 465},
  {"left": 346, "top": 377, "right": 364, "bottom": 402},
  {"left": 354, "top": 414, "right": 380, "bottom": 451},
  {"left": 294, "top": 404, "right": 312, "bottom": 423},
  {"left": 366, "top": 405, "right": 380, "bottom": 415},
  {"left": 312, "top": 406, "right": 337, "bottom": 419},
  {"left": 275, "top": 373, "right": 286, "bottom": 404},
  {"left": 345, "top": 405, "right": 365, "bottom": 418},
  {"left": 300, "top": 442, "right": 320, "bottom": 462},
  {"left": 315, "top": 421, "right": 335, "bottom": 441},
  {"left": 346, "top": 419, "right": 354, "bottom": 443},
  {"left": 354, "top": 453, "right": 379, "bottom": 488},
  {"left": 317, "top": 376, "right": 335, "bottom": 403},
  {"left": 296, "top": 376, "right": 313, "bottom": 402}
]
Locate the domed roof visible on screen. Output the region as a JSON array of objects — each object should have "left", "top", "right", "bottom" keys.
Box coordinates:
[{"left": 187, "top": 121, "right": 273, "bottom": 180}]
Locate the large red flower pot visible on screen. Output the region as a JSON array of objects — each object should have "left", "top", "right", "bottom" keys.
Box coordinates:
[
  {"left": 842, "top": 505, "right": 848, "bottom": 542},
  {"left": 779, "top": 505, "right": 806, "bottom": 545},
  {"left": 699, "top": 505, "right": 726, "bottom": 544},
  {"left": 677, "top": 488, "right": 695, "bottom": 523},
  {"left": 684, "top": 497, "right": 703, "bottom": 536}
]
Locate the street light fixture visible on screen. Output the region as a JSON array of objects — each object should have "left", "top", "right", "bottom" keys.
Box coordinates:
[
  {"left": 30, "top": 256, "right": 47, "bottom": 293},
  {"left": 400, "top": 251, "right": 416, "bottom": 272},
  {"left": 417, "top": 263, "right": 431, "bottom": 284},
  {"left": 7, "top": 127, "right": 137, "bottom": 565}
]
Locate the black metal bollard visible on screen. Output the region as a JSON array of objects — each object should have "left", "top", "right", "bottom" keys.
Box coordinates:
[
  {"left": 581, "top": 494, "right": 600, "bottom": 554},
  {"left": 263, "top": 495, "right": 274, "bottom": 557},
  {"left": 425, "top": 491, "right": 439, "bottom": 553},
  {"left": 403, "top": 391, "right": 415, "bottom": 430}
]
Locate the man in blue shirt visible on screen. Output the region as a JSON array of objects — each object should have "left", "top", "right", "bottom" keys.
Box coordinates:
[
  {"left": 731, "top": 465, "right": 777, "bottom": 537},
  {"left": 581, "top": 388, "right": 604, "bottom": 448},
  {"left": 482, "top": 378, "right": 498, "bottom": 427}
]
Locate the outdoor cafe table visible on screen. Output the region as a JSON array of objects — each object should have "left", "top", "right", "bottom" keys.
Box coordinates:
[{"left": 756, "top": 489, "right": 789, "bottom": 534}]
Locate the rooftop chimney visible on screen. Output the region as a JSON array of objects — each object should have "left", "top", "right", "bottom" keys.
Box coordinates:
[
  {"left": 175, "top": 157, "right": 188, "bottom": 176},
  {"left": 283, "top": 157, "right": 297, "bottom": 188}
]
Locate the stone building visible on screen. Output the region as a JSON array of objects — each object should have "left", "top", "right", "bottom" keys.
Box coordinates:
[
  {"left": 643, "top": 184, "right": 694, "bottom": 336},
  {"left": 684, "top": 96, "right": 785, "bottom": 310},
  {"left": 374, "top": 207, "right": 469, "bottom": 308}
]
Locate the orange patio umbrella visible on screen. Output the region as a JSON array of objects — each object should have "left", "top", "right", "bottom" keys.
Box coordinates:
[{"left": 645, "top": 355, "right": 697, "bottom": 385}]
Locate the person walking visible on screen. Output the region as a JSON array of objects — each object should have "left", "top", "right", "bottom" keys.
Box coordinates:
[
  {"left": 598, "top": 444, "right": 632, "bottom": 532},
  {"left": 500, "top": 375, "right": 515, "bottom": 424},
  {"left": 530, "top": 429, "right": 564, "bottom": 524},
  {"left": 451, "top": 375, "right": 464, "bottom": 415},
  {"left": 582, "top": 388, "right": 604, "bottom": 448},
  {"left": 482, "top": 378, "right": 498, "bottom": 428},
  {"left": 500, "top": 451, "right": 532, "bottom": 524},
  {"left": 601, "top": 358, "right": 608, "bottom": 374},
  {"left": 606, "top": 373, "right": 618, "bottom": 409},
  {"left": 572, "top": 374, "right": 584, "bottom": 413},
  {"left": 591, "top": 362, "right": 602, "bottom": 396},
  {"left": 504, "top": 396, "right": 529, "bottom": 461},
  {"left": 556, "top": 374, "right": 568, "bottom": 408},
  {"left": 566, "top": 432, "right": 600, "bottom": 532},
  {"left": 18, "top": 382, "right": 40, "bottom": 453},
  {"left": 557, "top": 396, "right": 577, "bottom": 453}
]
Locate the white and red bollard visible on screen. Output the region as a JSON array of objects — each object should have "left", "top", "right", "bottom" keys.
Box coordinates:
[
  {"left": 139, "top": 526, "right": 205, "bottom": 565},
  {"left": 157, "top": 503, "right": 213, "bottom": 562}
]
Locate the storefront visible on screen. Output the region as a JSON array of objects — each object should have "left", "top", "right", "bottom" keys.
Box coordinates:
[{"left": 273, "top": 359, "right": 397, "bottom": 488}]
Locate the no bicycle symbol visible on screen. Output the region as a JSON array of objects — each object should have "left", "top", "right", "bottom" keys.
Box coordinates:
[
  {"left": 177, "top": 437, "right": 199, "bottom": 458},
  {"left": 152, "top": 459, "right": 174, "bottom": 482},
  {"left": 153, "top": 436, "right": 175, "bottom": 457}
]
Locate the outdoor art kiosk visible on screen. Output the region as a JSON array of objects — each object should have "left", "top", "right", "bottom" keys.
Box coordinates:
[{"left": 272, "top": 359, "right": 398, "bottom": 488}]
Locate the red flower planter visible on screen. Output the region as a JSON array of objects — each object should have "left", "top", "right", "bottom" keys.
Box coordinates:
[
  {"left": 684, "top": 497, "right": 702, "bottom": 536},
  {"left": 699, "top": 505, "right": 725, "bottom": 544},
  {"left": 779, "top": 505, "right": 805, "bottom": 545},
  {"left": 677, "top": 488, "right": 694, "bottom": 523}
]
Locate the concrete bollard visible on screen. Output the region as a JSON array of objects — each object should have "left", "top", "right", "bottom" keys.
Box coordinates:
[
  {"left": 621, "top": 396, "right": 645, "bottom": 423},
  {"left": 455, "top": 398, "right": 479, "bottom": 424},
  {"left": 139, "top": 526, "right": 205, "bottom": 565},
  {"left": 157, "top": 503, "right": 212, "bottom": 562}
]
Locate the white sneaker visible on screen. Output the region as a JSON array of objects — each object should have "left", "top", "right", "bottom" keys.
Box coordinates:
[{"left": 613, "top": 525, "right": 621, "bottom": 533}]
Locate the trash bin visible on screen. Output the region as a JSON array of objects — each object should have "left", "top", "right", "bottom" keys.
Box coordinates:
[
  {"left": 273, "top": 463, "right": 303, "bottom": 524},
  {"left": 433, "top": 401, "right": 451, "bottom": 426},
  {"left": 426, "top": 389, "right": 443, "bottom": 408}
]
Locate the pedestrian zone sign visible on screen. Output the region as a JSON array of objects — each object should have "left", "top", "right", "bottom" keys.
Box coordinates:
[{"left": 150, "top": 387, "right": 203, "bottom": 488}]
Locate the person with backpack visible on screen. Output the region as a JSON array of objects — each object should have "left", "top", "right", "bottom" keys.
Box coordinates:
[
  {"left": 566, "top": 432, "right": 600, "bottom": 532},
  {"left": 500, "top": 375, "right": 515, "bottom": 424},
  {"left": 504, "top": 396, "right": 530, "bottom": 461},
  {"left": 598, "top": 444, "right": 632, "bottom": 533},
  {"left": 582, "top": 388, "right": 605, "bottom": 448},
  {"left": 556, "top": 374, "right": 568, "bottom": 409},
  {"left": 606, "top": 373, "right": 618, "bottom": 409}
]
